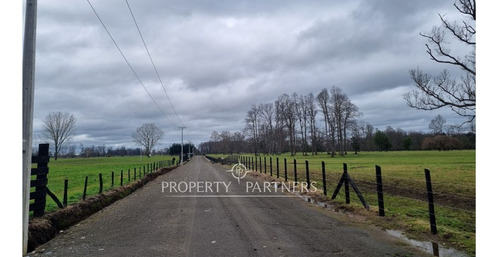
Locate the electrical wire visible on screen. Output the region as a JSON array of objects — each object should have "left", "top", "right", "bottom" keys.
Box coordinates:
[
  {"left": 86, "top": 0, "right": 177, "bottom": 126},
  {"left": 125, "top": 0, "right": 184, "bottom": 126}
]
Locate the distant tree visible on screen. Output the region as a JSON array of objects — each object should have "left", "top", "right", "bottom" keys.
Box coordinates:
[
  {"left": 244, "top": 104, "right": 261, "bottom": 156},
  {"left": 374, "top": 130, "right": 391, "bottom": 151},
  {"left": 132, "top": 123, "right": 164, "bottom": 157},
  {"left": 403, "top": 137, "right": 413, "bottom": 150},
  {"left": 404, "top": 0, "right": 476, "bottom": 124},
  {"left": 429, "top": 114, "right": 447, "bottom": 134},
  {"left": 422, "top": 135, "right": 464, "bottom": 151},
  {"left": 316, "top": 89, "right": 335, "bottom": 156},
  {"left": 42, "top": 112, "right": 77, "bottom": 160},
  {"left": 351, "top": 136, "right": 361, "bottom": 154}
]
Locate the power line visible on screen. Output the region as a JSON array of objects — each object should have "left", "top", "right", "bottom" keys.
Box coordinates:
[
  {"left": 86, "top": 0, "right": 177, "bottom": 126},
  {"left": 125, "top": 0, "right": 184, "bottom": 126}
]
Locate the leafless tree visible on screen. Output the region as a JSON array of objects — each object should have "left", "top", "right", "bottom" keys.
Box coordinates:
[
  {"left": 305, "top": 93, "right": 318, "bottom": 155},
  {"left": 259, "top": 103, "right": 275, "bottom": 154},
  {"left": 132, "top": 123, "right": 164, "bottom": 157},
  {"left": 404, "top": 0, "right": 475, "bottom": 124},
  {"left": 274, "top": 98, "right": 287, "bottom": 154},
  {"left": 42, "top": 112, "right": 77, "bottom": 160},
  {"left": 295, "top": 93, "right": 309, "bottom": 155},
  {"left": 429, "top": 114, "right": 447, "bottom": 134},
  {"left": 342, "top": 100, "right": 361, "bottom": 155},
  {"left": 245, "top": 104, "right": 261, "bottom": 156},
  {"left": 316, "top": 88, "right": 336, "bottom": 157},
  {"left": 330, "top": 86, "right": 348, "bottom": 155},
  {"left": 276, "top": 94, "right": 297, "bottom": 156}
]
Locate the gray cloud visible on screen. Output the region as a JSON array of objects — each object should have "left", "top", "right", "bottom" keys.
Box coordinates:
[{"left": 28, "top": 0, "right": 470, "bottom": 148}]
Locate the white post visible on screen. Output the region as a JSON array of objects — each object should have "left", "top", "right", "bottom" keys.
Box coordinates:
[{"left": 22, "top": 0, "right": 37, "bottom": 255}]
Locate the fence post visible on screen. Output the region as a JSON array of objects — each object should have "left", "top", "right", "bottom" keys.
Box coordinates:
[
  {"left": 284, "top": 158, "right": 288, "bottom": 182},
  {"left": 270, "top": 157, "right": 273, "bottom": 176},
  {"left": 134, "top": 168, "right": 137, "bottom": 181},
  {"left": 111, "top": 171, "right": 115, "bottom": 187},
  {"left": 264, "top": 157, "right": 267, "bottom": 174},
  {"left": 375, "top": 165, "right": 385, "bottom": 217},
  {"left": 294, "top": 159, "right": 297, "bottom": 183},
  {"left": 259, "top": 157, "right": 262, "bottom": 173},
  {"left": 322, "top": 161, "right": 327, "bottom": 196},
  {"left": 120, "top": 170, "right": 123, "bottom": 186},
  {"left": 276, "top": 158, "right": 280, "bottom": 178},
  {"left": 30, "top": 143, "right": 50, "bottom": 217},
  {"left": 344, "top": 163, "right": 350, "bottom": 204},
  {"left": 83, "top": 176, "right": 88, "bottom": 200},
  {"left": 306, "top": 160, "right": 310, "bottom": 189},
  {"left": 252, "top": 157, "right": 254, "bottom": 171},
  {"left": 128, "top": 169, "right": 131, "bottom": 183},
  {"left": 99, "top": 173, "right": 103, "bottom": 194},
  {"left": 425, "top": 169, "right": 437, "bottom": 234},
  {"left": 63, "top": 179, "right": 68, "bottom": 207}
]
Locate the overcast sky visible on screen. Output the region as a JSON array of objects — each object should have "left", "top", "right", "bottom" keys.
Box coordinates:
[{"left": 23, "top": 0, "right": 475, "bottom": 150}]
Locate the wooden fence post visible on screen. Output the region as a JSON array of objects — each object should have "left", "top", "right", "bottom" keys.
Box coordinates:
[
  {"left": 270, "top": 157, "right": 273, "bottom": 176},
  {"left": 425, "top": 169, "right": 437, "bottom": 234},
  {"left": 344, "top": 163, "right": 350, "bottom": 204},
  {"left": 120, "top": 170, "right": 123, "bottom": 186},
  {"left": 99, "top": 173, "right": 103, "bottom": 194},
  {"left": 294, "top": 159, "right": 297, "bottom": 183},
  {"left": 134, "top": 168, "right": 137, "bottom": 181},
  {"left": 284, "top": 158, "right": 288, "bottom": 182},
  {"left": 322, "top": 161, "right": 327, "bottom": 196},
  {"left": 111, "top": 171, "right": 114, "bottom": 188},
  {"left": 63, "top": 179, "right": 68, "bottom": 207},
  {"left": 375, "top": 165, "right": 385, "bottom": 217},
  {"left": 264, "top": 157, "right": 267, "bottom": 174},
  {"left": 276, "top": 158, "right": 280, "bottom": 178},
  {"left": 82, "top": 176, "right": 88, "bottom": 200},
  {"left": 30, "top": 143, "right": 50, "bottom": 217},
  {"left": 306, "top": 160, "right": 310, "bottom": 189}
]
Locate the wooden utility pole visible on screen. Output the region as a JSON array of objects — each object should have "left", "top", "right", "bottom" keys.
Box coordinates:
[{"left": 22, "top": 0, "right": 37, "bottom": 255}]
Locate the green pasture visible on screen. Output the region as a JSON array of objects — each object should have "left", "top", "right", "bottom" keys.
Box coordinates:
[
  {"left": 223, "top": 150, "right": 476, "bottom": 256},
  {"left": 31, "top": 155, "right": 177, "bottom": 213}
]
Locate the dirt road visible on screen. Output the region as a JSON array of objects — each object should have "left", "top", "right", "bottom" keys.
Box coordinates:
[{"left": 29, "top": 156, "right": 428, "bottom": 256}]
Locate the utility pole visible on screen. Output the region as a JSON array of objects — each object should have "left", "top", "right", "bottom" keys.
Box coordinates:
[
  {"left": 22, "top": 0, "right": 37, "bottom": 255},
  {"left": 179, "top": 126, "right": 186, "bottom": 165}
]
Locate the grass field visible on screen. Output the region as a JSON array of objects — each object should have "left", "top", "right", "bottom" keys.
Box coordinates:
[
  {"left": 217, "top": 150, "right": 475, "bottom": 256},
  {"left": 32, "top": 155, "right": 177, "bottom": 213}
]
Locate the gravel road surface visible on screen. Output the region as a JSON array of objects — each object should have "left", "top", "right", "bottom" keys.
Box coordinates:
[{"left": 29, "top": 156, "right": 429, "bottom": 257}]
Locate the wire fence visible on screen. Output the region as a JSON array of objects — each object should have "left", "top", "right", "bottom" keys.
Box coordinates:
[{"left": 217, "top": 154, "right": 475, "bottom": 244}]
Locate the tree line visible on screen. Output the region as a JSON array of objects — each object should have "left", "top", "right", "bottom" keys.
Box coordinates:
[{"left": 199, "top": 86, "right": 475, "bottom": 156}]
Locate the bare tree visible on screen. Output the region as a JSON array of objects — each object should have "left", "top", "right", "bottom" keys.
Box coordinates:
[
  {"left": 330, "top": 86, "right": 348, "bottom": 155},
  {"left": 259, "top": 103, "right": 275, "bottom": 154},
  {"left": 342, "top": 100, "right": 361, "bottom": 155},
  {"left": 294, "top": 93, "right": 308, "bottom": 155},
  {"left": 245, "top": 104, "right": 261, "bottom": 156},
  {"left": 404, "top": 0, "right": 475, "bottom": 124},
  {"left": 316, "top": 88, "right": 336, "bottom": 157},
  {"left": 305, "top": 93, "right": 318, "bottom": 155},
  {"left": 429, "top": 114, "right": 447, "bottom": 134},
  {"left": 42, "top": 112, "right": 77, "bottom": 160},
  {"left": 132, "top": 123, "right": 164, "bottom": 157}
]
